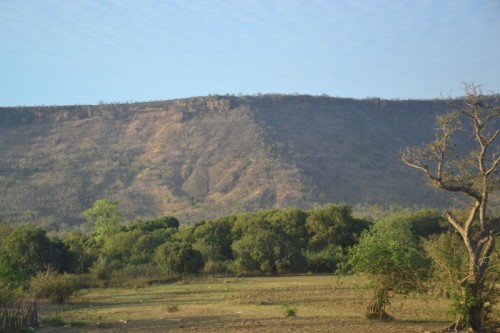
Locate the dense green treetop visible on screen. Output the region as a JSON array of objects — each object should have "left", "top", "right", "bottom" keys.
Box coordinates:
[
  {"left": 0, "top": 226, "right": 70, "bottom": 275},
  {"left": 306, "top": 204, "right": 370, "bottom": 250},
  {"left": 83, "top": 200, "right": 123, "bottom": 244}
]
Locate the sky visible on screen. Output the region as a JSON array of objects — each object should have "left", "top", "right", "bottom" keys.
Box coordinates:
[{"left": 0, "top": 0, "right": 499, "bottom": 107}]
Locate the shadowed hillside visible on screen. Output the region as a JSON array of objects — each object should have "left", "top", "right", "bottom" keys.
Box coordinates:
[{"left": 0, "top": 95, "right": 456, "bottom": 227}]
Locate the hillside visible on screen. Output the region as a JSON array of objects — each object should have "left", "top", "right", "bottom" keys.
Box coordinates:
[{"left": 0, "top": 95, "right": 459, "bottom": 227}]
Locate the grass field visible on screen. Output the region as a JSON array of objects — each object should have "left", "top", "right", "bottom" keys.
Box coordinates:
[{"left": 37, "top": 274, "right": 472, "bottom": 333}]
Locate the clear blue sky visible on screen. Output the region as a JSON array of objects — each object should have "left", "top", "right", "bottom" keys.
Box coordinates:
[{"left": 1, "top": 0, "right": 499, "bottom": 106}]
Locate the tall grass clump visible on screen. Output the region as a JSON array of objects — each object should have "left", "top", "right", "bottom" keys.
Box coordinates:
[{"left": 30, "top": 269, "right": 81, "bottom": 303}]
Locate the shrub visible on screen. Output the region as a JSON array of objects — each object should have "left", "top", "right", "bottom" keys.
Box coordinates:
[
  {"left": 306, "top": 245, "right": 345, "bottom": 273},
  {"left": 282, "top": 303, "right": 298, "bottom": 317},
  {"left": 166, "top": 303, "right": 180, "bottom": 313},
  {"left": 203, "top": 260, "right": 231, "bottom": 275},
  {"left": 88, "top": 257, "right": 122, "bottom": 281},
  {"left": 0, "top": 263, "right": 26, "bottom": 306},
  {"left": 30, "top": 269, "right": 81, "bottom": 303}
]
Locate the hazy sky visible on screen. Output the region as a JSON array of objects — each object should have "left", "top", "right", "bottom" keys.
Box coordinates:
[{"left": 1, "top": 0, "right": 499, "bottom": 106}]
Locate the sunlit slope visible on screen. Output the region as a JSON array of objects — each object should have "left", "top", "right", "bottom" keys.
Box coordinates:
[{"left": 0, "top": 95, "right": 452, "bottom": 226}]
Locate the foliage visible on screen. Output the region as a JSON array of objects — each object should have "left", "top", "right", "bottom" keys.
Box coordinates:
[
  {"left": 154, "top": 241, "right": 203, "bottom": 275},
  {"left": 402, "top": 84, "right": 499, "bottom": 331},
  {"left": 202, "top": 260, "right": 231, "bottom": 275},
  {"left": 0, "top": 262, "right": 26, "bottom": 286},
  {"left": 83, "top": 200, "right": 124, "bottom": 244},
  {"left": 0, "top": 261, "right": 25, "bottom": 307},
  {"left": 347, "top": 216, "right": 432, "bottom": 318},
  {"left": 232, "top": 220, "right": 282, "bottom": 275},
  {"left": 127, "top": 216, "right": 180, "bottom": 232},
  {"left": 424, "top": 232, "right": 499, "bottom": 330},
  {"left": 174, "top": 226, "right": 196, "bottom": 244},
  {"left": 306, "top": 245, "right": 345, "bottom": 273},
  {"left": 130, "top": 228, "right": 176, "bottom": 264},
  {"left": 30, "top": 269, "right": 81, "bottom": 303},
  {"left": 231, "top": 210, "right": 307, "bottom": 275},
  {"left": 101, "top": 231, "right": 136, "bottom": 263},
  {"left": 0, "top": 281, "right": 15, "bottom": 307},
  {"left": 193, "top": 217, "right": 235, "bottom": 261},
  {"left": 282, "top": 303, "right": 298, "bottom": 317},
  {"left": 88, "top": 257, "right": 122, "bottom": 282},
  {"left": 0, "top": 221, "right": 11, "bottom": 244},
  {"left": 306, "top": 204, "right": 370, "bottom": 251},
  {"left": 369, "top": 209, "right": 446, "bottom": 239},
  {"left": 404, "top": 209, "right": 447, "bottom": 238},
  {"left": 0, "top": 226, "right": 70, "bottom": 275},
  {"left": 63, "top": 232, "right": 98, "bottom": 274}
]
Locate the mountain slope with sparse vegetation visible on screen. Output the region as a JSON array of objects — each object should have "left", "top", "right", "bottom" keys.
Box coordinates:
[{"left": 0, "top": 95, "right": 458, "bottom": 227}]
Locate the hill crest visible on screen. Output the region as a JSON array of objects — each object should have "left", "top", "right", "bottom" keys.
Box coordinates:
[{"left": 0, "top": 95, "right": 454, "bottom": 227}]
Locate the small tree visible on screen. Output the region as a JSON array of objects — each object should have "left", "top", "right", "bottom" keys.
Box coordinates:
[
  {"left": 402, "top": 83, "right": 499, "bottom": 332},
  {"left": 347, "top": 217, "right": 431, "bottom": 320},
  {"left": 83, "top": 200, "right": 123, "bottom": 244}
]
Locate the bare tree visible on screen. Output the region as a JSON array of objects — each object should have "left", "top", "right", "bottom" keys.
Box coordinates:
[{"left": 402, "top": 83, "right": 499, "bottom": 332}]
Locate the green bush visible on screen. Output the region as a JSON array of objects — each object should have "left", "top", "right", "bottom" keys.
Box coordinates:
[
  {"left": 30, "top": 269, "right": 81, "bottom": 303},
  {"left": 306, "top": 245, "right": 345, "bottom": 273},
  {"left": 0, "top": 263, "right": 27, "bottom": 306},
  {"left": 347, "top": 217, "right": 431, "bottom": 319},
  {"left": 155, "top": 241, "right": 203, "bottom": 275},
  {"left": 282, "top": 303, "right": 298, "bottom": 317}
]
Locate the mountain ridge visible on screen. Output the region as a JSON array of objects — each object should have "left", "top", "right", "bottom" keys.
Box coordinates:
[{"left": 0, "top": 94, "right": 459, "bottom": 227}]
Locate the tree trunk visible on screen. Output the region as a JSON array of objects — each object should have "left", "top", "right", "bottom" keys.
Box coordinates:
[
  {"left": 456, "top": 281, "right": 485, "bottom": 332},
  {"left": 458, "top": 229, "right": 494, "bottom": 331},
  {"left": 365, "top": 289, "right": 392, "bottom": 321}
]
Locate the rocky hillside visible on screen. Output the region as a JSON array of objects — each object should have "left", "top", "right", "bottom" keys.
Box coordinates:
[{"left": 0, "top": 95, "right": 459, "bottom": 227}]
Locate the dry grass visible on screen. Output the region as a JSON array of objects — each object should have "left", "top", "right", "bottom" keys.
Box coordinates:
[{"left": 38, "top": 274, "right": 491, "bottom": 333}]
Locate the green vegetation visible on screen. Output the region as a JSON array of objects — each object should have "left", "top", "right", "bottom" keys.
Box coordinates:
[
  {"left": 30, "top": 269, "right": 81, "bottom": 303},
  {"left": 0, "top": 226, "right": 70, "bottom": 275},
  {"left": 83, "top": 200, "right": 123, "bottom": 245},
  {"left": 402, "top": 84, "right": 499, "bottom": 332},
  {"left": 347, "top": 212, "right": 432, "bottom": 320},
  {"left": 154, "top": 241, "right": 203, "bottom": 274},
  {"left": 1, "top": 199, "right": 496, "bottom": 332}
]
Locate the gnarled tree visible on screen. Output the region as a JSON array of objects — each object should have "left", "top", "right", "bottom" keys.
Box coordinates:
[{"left": 402, "top": 83, "right": 499, "bottom": 332}]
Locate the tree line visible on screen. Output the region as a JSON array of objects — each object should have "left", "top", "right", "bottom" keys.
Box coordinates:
[
  {"left": 0, "top": 200, "right": 447, "bottom": 301},
  {"left": 0, "top": 200, "right": 497, "bottom": 328}
]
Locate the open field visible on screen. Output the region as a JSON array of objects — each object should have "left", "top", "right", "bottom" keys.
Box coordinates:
[{"left": 34, "top": 274, "right": 479, "bottom": 333}]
